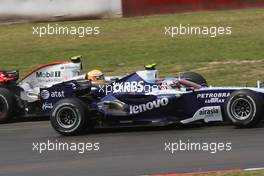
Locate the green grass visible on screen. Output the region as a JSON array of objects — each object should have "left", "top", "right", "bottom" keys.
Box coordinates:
[{"left": 0, "top": 8, "right": 264, "bottom": 86}]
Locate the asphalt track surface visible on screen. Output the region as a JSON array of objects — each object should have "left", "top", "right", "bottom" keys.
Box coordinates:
[{"left": 0, "top": 120, "right": 264, "bottom": 176}]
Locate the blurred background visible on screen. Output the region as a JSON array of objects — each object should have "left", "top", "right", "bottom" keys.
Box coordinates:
[{"left": 0, "top": 0, "right": 264, "bottom": 86}]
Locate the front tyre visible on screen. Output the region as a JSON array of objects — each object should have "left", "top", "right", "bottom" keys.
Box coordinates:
[
  {"left": 224, "top": 89, "right": 264, "bottom": 128},
  {"left": 50, "top": 98, "right": 89, "bottom": 135}
]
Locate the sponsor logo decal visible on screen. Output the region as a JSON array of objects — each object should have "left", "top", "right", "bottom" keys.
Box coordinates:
[
  {"left": 199, "top": 107, "right": 219, "bottom": 116},
  {"left": 98, "top": 81, "right": 160, "bottom": 95},
  {"left": 197, "top": 92, "right": 230, "bottom": 104},
  {"left": 36, "top": 71, "right": 61, "bottom": 78},
  {"left": 129, "top": 97, "right": 169, "bottom": 114},
  {"left": 41, "top": 90, "right": 65, "bottom": 99},
  {"left": 42, "top": 102, "right": 53, "bottom": 110},
  {"left": 40, "top": 90, "right": 50, "bottom": 100},
  {"left": 113, "top": 81, "right": 144, "bottom": 93},
  {"left": 181, "top": 106, "right": 222, "bottom": 124},
  {"left": 51, "top": 91, "right": 65, "bottom": 98}
]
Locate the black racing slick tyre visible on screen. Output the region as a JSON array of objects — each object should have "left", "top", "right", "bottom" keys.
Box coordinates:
[
  {"left": 0, "top": 88, "right": 16, "bottom": 123},
  {"left": 177, "top": 72, "right": 208, "bottom": 86},
  {"left": 224, "top": 89, "right": 264, "bottom": 128},
  {"left": 50, "top": 98, "right": 90, "bottom": 136}
]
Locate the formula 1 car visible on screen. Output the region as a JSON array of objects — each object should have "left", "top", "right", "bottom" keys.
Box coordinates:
[
  {"left": 46, "top": 64, "right": 264, "bottom": 135},
  {"left": 0, "top": 56, "right": 90, "bottom": 123}
]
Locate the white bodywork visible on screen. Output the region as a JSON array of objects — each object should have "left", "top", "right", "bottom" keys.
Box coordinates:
[
  {"left": 136, "top": 70, "right": 158, "bottom": 83},
  {"left": 18, "top": 62, "right": 84, "bottom": 102}
]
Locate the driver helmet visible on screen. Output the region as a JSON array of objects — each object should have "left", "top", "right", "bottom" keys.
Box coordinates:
[{"left": 87, "top": 69, "right": 104, "bottom": 81}]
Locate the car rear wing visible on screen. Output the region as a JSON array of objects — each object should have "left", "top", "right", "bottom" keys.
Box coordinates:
[{"left": 0, "top": 70, "right": 19, "bottom": 85}]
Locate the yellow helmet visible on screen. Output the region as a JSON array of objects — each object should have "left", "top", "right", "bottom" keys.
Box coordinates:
[{"left": 87, "top": 69, "right": 104, "bottom": 81}]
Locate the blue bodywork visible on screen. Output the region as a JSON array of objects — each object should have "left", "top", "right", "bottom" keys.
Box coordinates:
[{"left": 40, "top": 70, "right": 264, "bottom": 126}]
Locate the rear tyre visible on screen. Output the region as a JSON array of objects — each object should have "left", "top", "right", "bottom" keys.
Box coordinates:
[
  {"left": 0, "top": 88, "right": 16, "bottom": 123},
  {"left": 177, "top": 72, "right": 208, "bottom": 86},
  {"left": 224, "top": 89, "right": 263, "bottom": 128},
  {"left": 50, "top": 98, "right": 90, "bottom": 135}
]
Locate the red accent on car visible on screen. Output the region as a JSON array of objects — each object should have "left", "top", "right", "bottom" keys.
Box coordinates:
[
  {"left": 178, "top": 79, "right": 202, "bottom": 89},
  {"left": 20, "top": 61, "right": 69, "bottom": 81},
  {"left": 0, "top": 71, "right": 19, "bottom": 85}
]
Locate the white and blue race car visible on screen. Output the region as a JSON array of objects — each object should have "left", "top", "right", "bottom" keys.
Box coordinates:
[
  {"left": 0, "top": 56, "right": 90, "bottom": 123},
  {"left": 43, "top": 64, "right": 264, "bottom": 135}
]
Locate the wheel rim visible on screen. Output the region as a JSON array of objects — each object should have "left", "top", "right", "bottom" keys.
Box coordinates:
[
  {"left": 231, "top": 98, "right": 252, "bottom": 120},
  {"left": 57, "top": 107, "right": 78, "bottom": 129}
]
